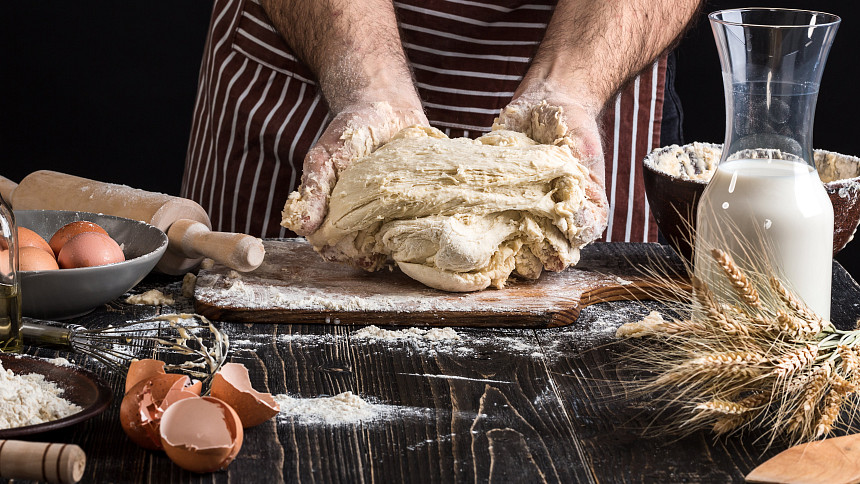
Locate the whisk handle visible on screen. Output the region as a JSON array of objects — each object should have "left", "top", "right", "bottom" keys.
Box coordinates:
[{"left": 21, "top": 320, "right": 75, "bottom": 349}]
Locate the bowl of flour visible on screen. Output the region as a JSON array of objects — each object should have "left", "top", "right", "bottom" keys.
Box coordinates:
[
  {"left": 642, "top": 143, "right": 860, "bottom": 261},
  {"left": 0, "top": 354, "right": 112, "bottom": 438}
]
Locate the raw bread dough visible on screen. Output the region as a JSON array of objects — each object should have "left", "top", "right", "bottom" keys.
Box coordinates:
[{"left": 282, "top": 125, "right": 597, "bottom": 292}]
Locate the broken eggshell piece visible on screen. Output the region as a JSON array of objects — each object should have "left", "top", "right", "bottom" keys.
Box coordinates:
[
  {"left": 160, "top": 396, "right": 244, "bottom": 473},
  {"left": 211, "top": 362, "right": 280, "bottom": 428},
  {"left": 120, "top": 372, "right": 202, "bottom": 450},
  {"left": 125, "top": 359, "right": 167, "bottom": 394}
]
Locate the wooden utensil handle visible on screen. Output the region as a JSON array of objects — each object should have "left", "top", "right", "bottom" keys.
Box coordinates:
[
  {"left": 0, "top": 440, "right": 86, "bottom": 484},
  {"left": 0, "top": 176, "right": 17, "bottom": 204},
  {"left": 167, "top": 219, "right": 265, "bottom": 272}
]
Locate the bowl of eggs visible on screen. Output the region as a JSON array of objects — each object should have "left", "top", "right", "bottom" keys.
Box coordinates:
[
  {"left": 642, "top": 143, "right": 860, "bottom": 262},
  {"left": 15, "top": 210, "right": 168, "bottom": 319}
]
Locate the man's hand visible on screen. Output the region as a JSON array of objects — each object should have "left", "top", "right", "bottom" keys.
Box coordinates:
[
  {"left": 498, "top": 0, "right": 701, "bottom": 241},
  {"left": 284, "top": 100, "right": 428, "bottom": 235},
  {"left": 262, "top": 0, "right": 426, "bottom": 235},
  {"left": 495, "top": 79, "right": 608, "bottom": 242}
]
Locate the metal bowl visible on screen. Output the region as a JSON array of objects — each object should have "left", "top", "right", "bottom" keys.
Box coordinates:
[
  {"left": 15, "top": 210, "right": 168, "bottom": 319},
  {"left": 642, "top": 145, "right": 860, "bottom": 262}
]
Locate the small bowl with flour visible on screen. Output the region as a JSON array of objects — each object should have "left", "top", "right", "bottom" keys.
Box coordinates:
[
  {"left": 0, "top": 354, "right": 112, "bottom": 438},
  {"left": 642, "top": 143, "right": 860, "bottom": 261}
]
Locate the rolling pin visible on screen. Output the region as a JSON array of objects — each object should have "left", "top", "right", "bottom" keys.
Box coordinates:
[
  {"left": 0, "top": 440, "right": 85, "bottom": 484},
  {"left": 1, "top": 170, "right": 265, "bottom": 275}
]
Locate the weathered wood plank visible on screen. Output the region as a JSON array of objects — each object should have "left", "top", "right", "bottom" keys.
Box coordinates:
[
  {"left": 4, "top": 246, "right": 857, "bottom": 484},
  {"left": 535, "top": 261, "right": 860, "bottom": 483}
]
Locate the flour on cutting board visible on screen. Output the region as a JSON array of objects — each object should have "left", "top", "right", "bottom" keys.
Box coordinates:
[
  {"left": 191, "top": 239, "right": 638, "bottom": 315},
  {"left": 197, "top": 275, "right": 470, "bottom": 312}
]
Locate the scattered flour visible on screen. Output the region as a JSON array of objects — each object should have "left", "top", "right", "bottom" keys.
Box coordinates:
[
  {"left": 220, "top": 302, "right": 656, "bottom": 360},
  {"left": 125, "top": 289, "right": 176, "bottom": 306},
  {"left": 351, "top": 325, "right": 461, "bottom": 342},
  {"left": 274, "top": 391, "right": 401, "bottom": 425},
  {"left": 0, "top": 360, "right": 82, "bottom": 429},
  {"left": 44, "top": 357, "right": 73, "bottom": 367}
]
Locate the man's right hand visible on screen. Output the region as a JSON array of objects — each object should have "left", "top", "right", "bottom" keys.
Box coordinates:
[
  {"left": 282, "top": 100, "right": 428, "bottom": 235},
  {"left": 261, "top": 0, "right": 426, "bottom": 235}
]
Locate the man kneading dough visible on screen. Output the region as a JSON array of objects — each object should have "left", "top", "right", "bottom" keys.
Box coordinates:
[{"left": 281, "top": 103, "right": 603, "bottom": 292}]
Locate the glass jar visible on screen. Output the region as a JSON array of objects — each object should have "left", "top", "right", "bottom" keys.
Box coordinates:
[
  {"left": 0, "top": 193, "right": 22, "bottom": 352},
  {"left": 695, "top": 8, "right": 840, "bottom": 320}
]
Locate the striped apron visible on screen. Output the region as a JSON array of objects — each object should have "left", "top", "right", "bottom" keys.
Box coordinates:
[{"left": 182, "top": 0, "right": 664, "bottom": 242}]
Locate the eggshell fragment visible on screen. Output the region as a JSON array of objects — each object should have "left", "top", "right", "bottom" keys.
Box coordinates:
[
  {"left": 120, "top": 373, "right": 199, "bottom": 450},
  {"left": 211, "top": 363, "right": 280, "bottom": 428},
  {"left": 18, "top": 227, "right": 54, "bottom": 256},
  {"left": 160, "top": 396, "right": 244, "bottom": 473},
  {"left": 57, "top": 232, "right": 125, "bottom": 269},
  {"left": 19, "top": 246, "right": 59, "bottom": 271},
  {"left": 125, "top": 359, "right": 167, "bottom": 394},
  {"left": 49, "top": 221, "right": 109, "bottom": 256}
]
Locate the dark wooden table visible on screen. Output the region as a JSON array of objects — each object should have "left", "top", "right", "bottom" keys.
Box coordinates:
[{"left": 7, "top": 243, "right": 860, "bottom": 483}]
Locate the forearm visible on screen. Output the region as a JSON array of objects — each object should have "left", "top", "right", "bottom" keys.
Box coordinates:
[
  {"left": 261, "top": 0, "right": 420, "bottom": 113},
  {"left": 521, "top": 0, "right": 702, "bottom": 114}
]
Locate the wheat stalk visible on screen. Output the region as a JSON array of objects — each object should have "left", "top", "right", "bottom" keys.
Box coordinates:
[
  {"left": 712, "top": 249, "right": 762, "bottom": 309},
  {"left": 616, "top": 244, "right": 857, "bottom": 446}
]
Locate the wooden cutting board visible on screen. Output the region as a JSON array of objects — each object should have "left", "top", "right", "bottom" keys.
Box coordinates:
[{"left": 193, "top": 239, "right": 686, "bottom": 327}]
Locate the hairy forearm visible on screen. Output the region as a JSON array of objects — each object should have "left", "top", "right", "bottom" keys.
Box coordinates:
[
  {"left": 261, "top": 0, "right": 419, "bottom": 113},
  {"left": 522, "top": 0, "right": 702, "bottom": 114}
]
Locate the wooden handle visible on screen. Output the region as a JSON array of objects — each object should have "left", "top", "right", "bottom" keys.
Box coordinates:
[
  {"left": 167, "top": 219, "right": 265, "bottom": 272},
  {"left": 9, "top": 170, "right": 216, "bottom": 274},
  {"left": 0, "top": 176, "right": 17, "bottom": 204},
  {"left": 11, "top": 170, "right": 210, "bottom": 231},
  {"left": 0, "top": 440, "right": 86, "bottom": 484}
]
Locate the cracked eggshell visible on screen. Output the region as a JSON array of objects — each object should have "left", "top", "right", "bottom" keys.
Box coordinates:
[
  {"left": 120, "top": 373, "right": 199, "bottom": 450},
  {"left": 211, "top": 362, "right": 280, "bottom": 428},
  {"left": 125, "top": 359, "right": 167, "bottom": 394},
  {"left": 160, "top": 396, "right": 244, "bottom": 473}
]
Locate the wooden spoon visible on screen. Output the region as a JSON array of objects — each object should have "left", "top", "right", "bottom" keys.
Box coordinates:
[{"left": 746, "top": 433, "right": 860, "bottom": 484}]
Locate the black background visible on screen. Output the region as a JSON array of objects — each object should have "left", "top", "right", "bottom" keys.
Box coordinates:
[{"left": 2, "top": 1, "right": 858, "bottom": 278}]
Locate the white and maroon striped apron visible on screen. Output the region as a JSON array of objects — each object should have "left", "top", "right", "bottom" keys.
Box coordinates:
[{"left": 182, "top": 0, "right": 663, "bottom": 242}]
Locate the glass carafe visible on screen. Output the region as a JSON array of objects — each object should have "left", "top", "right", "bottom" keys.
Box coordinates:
[
  {"left": 695, "top": 8, "right": 840, "bottom": 320},
  {"left": 0, "top": 193, "right": 22, "bottom": 352}
]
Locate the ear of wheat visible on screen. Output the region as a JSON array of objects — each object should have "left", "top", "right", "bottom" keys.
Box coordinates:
[{"left": 616, "top": 247, "right": 858, "bottom": 446}]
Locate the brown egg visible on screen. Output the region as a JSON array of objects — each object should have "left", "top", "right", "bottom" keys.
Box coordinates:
[
  {"left": 120, "top": 373, "right": 200, "bottom": 450},
  {"left": 57, "top": 232, "right": 125, "bottom": 269},
  {"left": 211, "top": 363, "right": 279, "bottom": 428},
  {"left": 49, "top": 221, "right": 109, "bottom": 256},
  {"left": 18, "top": 227, "right": 53, "bottom": 256},
  {"left": 159, "top": 396, "right": 244, "bottom": 473},
  {"left": 19, "top": 246, "right": 59, "bottom": 271}
]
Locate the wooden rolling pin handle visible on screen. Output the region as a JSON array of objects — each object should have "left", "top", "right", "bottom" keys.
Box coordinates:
[
  {"left": 0, "top": 440, "right": 86, "bottom": 484},
  {"left": 0, "top": 175, "right": 17, "bottom": 204},
  {"left": 167, "top": 219, "right": 265, "bottom": 272}
]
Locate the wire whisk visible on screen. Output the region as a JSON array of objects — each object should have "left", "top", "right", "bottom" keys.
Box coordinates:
[{"left": 22, "top": 313, "right": 230, "bottom": 382}]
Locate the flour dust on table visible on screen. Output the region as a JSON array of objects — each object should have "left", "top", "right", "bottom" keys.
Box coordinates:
[{"left": 274, "top": 391, "right": 432, "bottom": 426}]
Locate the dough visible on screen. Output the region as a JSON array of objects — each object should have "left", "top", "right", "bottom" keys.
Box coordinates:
[{"left": 282, "top": 125, "right": 598, "bottom": 292}]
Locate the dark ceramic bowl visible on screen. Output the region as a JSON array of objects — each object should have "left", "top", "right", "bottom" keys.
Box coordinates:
[
  {"left": 15, "top": 210, "right": 168, "bottom": 319},
  {"left": 0, "top": 354, "right": 112, "bottom": 438},
  {"left": 643, "top": 145, "right": 860, "bottom": 262}
]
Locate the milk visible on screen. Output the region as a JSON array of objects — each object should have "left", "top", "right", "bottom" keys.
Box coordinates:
[{"left": 694, "top": 158, "right": 833, "bottom": 319}]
